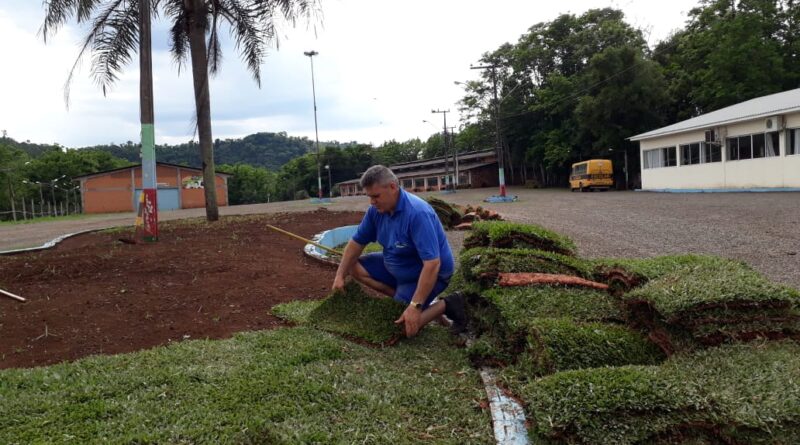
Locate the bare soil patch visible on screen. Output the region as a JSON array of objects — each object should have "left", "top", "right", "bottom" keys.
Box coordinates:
[{"left": 0, "top": 210, "right": 362, "bottom": 369}]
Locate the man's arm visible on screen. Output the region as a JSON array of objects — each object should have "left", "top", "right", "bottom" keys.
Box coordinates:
[
  {"left": 332, "top": 239, "right": 365, "bottom": 290},
  {"left": 394, "top": 257, "right": 440, "bottom": 337}
]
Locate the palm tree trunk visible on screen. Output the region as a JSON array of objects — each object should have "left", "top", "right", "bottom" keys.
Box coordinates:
[{"left": 186, "top": 0, "right": 219, "bottom": 221}]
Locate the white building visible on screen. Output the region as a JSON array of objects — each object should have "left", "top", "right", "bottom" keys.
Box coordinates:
[{"left": 630, "top": 88, "right": 800, "bottom": 190}]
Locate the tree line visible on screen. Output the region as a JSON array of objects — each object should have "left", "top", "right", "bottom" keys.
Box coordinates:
[
  {"left": 457, "top": 0, "right": 800, "bottom": 188},
  {"left": 3, "top": 0, "right": 798, "bottom": 219}
]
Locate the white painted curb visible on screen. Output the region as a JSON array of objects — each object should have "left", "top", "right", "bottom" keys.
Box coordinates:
[{"left": 0, "top": 228, "right": 107, "bottom": 255}]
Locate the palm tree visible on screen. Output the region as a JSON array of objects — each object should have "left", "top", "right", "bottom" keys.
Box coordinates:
[{"left": 41, "top": 0, "right": 318, "bottom": 221}]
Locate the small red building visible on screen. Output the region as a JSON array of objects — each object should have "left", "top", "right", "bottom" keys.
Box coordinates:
[{"left": 75, "top": 163, "right": 230, "bottom": 214}]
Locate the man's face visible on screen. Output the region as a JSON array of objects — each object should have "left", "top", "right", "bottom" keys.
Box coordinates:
[{"left": 364, "top": 182, "right": 399, "bottom": 213}]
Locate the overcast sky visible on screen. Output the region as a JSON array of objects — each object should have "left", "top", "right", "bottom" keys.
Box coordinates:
[{"left": 0, "top": 0, "right": 699, "bottom": 148}]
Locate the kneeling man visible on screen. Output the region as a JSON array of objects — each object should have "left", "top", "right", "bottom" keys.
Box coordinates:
[{"left": 332, "top": 165, "right": 466, "bottom": 337}]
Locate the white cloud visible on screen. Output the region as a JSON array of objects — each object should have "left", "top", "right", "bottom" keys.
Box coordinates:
[{"left": 0, "top": 0, "right": 698, "bottom": 148}]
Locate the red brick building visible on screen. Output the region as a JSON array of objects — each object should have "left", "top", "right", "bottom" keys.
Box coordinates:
[
  {"left": 75, "top": 163, "right": 230, "bottom": 213},
  {"left": 338, "top": 149, "right": 499, "bottom": 196}
]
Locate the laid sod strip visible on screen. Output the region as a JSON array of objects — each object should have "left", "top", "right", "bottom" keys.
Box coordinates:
[
  {"left": 272, "top": 298, "right": 324, "bottom": 324},
  {"left": 622, "top": 256, "right": 800, "bottom": 347},
  {"left": 0, "top": 327, "right": 494, "bottom": 444},
  {"left": 521, "top": 341, "right": 800, "bottom": 445},
  {"left": 463, "top": 221, "right": 576, "bottom": 255},
  {"left": 459, "top": 247, "right": 591, "bottom": 287},
  {"left": 305, "top": 282, "right": 406, "bottom": 345}
]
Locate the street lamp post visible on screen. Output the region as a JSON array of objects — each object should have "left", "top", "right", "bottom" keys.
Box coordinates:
[
  {"left": 23, "top": 180, "right": 45, "bottom": 217},
  {"left": 325, "top": 164, "right": 332, "bottom": 198},
  {"left": 470, "top": 64, "right": 506, "bottom": 197},
  {"left": 431, "top": 110, "right": 451, "bottom": 191},
  {"left": 304, "top": 50, "right": 323, "bottom": 200}
]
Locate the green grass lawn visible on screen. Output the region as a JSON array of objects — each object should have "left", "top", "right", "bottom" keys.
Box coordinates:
[{"left": 0, "top": 326, "right": 492, "bottom": 444}]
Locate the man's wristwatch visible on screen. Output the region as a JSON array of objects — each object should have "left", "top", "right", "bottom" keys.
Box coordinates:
[{"left": 409, "top": 302, "right": 424, "bottom": 311}]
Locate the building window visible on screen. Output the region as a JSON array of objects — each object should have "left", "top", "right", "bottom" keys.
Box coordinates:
[
  {"left": 643, "top": 147, "right": 677, "bottom": 169},
  {"left": 428, "top": 177, "right": 439, "bottom": 187},
  {"left": 402, "top": 179, "right": 413, "bottom": 189},
  {"left": 790, "top": 129, "right": 800, "bottom": 156},
  {"left": 680, "top": 142, "right": 702, "bottom": 165},
  {"left": 414, "top": 178, "right": 425, "bottom": 188},
  {"left": 767, "top": 131, "right": 780, "bottom": 156},
  {"left": 727, "top": 132, "right": 779, "bottom": 161}
]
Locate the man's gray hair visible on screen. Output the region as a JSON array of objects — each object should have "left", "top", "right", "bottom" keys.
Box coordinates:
[{"left": 360, "top": 165, "right": 398, "bottom": 188}]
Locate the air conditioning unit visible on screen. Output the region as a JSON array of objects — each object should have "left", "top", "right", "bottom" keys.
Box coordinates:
[{"left": 765, "top": 116, "right": 782, "bottom": 131}]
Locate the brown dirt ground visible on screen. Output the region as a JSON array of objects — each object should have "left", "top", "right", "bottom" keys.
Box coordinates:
[{"left": 0, "top": 209, "right": 362, "bottom": 369}]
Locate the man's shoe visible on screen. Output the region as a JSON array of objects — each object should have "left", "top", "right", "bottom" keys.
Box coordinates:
[{"left": 443, "top": 292, "right": 468, "bottom": 335}]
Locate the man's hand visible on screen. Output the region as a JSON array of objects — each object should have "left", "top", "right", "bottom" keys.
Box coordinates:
[
  {"left": 332, "top": 274, "right": 346, "bottom": 292},
  {"left": 395, "top": 306, "right": 422, "bottom": 337}
]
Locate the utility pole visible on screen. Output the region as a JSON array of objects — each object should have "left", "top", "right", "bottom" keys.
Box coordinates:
[
  {"left": 448, "top": 126, "right": 458, "bottom": 187},
  {"left": 431, "top": 109, "right": 450, "bottom": 190},
  {"left": 139, "top": 0, "right": 158, "bottom": 240},
  {"left": 304, "top": 50, "right": 323, "bottom": 199},
  {"left": 471, "top": 63, "right": 505, "bottom": 197}
]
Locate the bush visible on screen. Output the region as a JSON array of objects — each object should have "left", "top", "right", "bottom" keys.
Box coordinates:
[{"left": 463, "top": 221, "right": 576, "bottom": 256}]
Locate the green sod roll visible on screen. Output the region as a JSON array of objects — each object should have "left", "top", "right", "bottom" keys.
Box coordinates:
[
  {"left": 463, "top": 221, "right": 576, "bottom": 256},
  {"left": 459, "top": 247, "right": 592, "bottom": 287},
  {"left": 523, "top": 341, "right": 800, "bottom": 445},
  {"left": 620, "top": 255, "right": 800, "bottom": 348}
]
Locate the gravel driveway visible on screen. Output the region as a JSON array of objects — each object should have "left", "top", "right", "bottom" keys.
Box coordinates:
[{"left": 3, "top": 187, "right": 798, "bottom": 289}]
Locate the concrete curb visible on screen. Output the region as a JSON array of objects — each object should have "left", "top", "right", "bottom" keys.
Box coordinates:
[{"left": 0, "top": 228, "right": 109, "bottom": 255}]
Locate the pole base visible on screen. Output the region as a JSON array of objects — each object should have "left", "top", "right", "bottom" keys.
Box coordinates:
[
  {"left": 484, "top": 195, "right": 518, "bottom": 203},
  {"left": 310, "top": 197, "right": 334, "bottom": 204}
]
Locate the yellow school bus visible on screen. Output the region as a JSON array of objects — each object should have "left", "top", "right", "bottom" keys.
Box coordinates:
[{"left": 569, "top": 159, "right": 614, "bottom": 192}]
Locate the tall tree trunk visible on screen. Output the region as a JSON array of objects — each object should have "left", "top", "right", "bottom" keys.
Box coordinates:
[{"left": 186, "top": 0, "right": 219, "bottom": 221}]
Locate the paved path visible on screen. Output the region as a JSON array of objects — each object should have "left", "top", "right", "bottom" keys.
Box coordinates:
[
  {"left": 2, "top": 187, "right": 798, "bottom": 288},
  {"left": 0, "top": 197, "right": 370, "bottom": 252}
]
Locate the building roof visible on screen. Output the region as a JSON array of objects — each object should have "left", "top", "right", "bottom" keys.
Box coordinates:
[
  {"left": 394, "top": 162, "right": 496, "bottom": 179},
  {"left": 74, "top": 162, "right": 233, "bottom": 180},
  {"left": 390, "top": 149, "right": 496, "bottom": 171},
  {"left": 630, "top": 88, "right": 800, "bottom": 141},
  {"left": 336, "top": 150, "right": 498, "bottom": 186}
]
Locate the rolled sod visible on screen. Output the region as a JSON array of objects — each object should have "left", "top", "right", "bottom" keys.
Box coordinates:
[
  {"left": 463, "top": 221, "right": 576, "bottom": 256},
  {"left": 620, "top": 256, "right": 800, "bottom": 348},
  {"left": 522, "top": 341, "right": 800, "bottom": 445},
  {"left": 459, "top": 247, "right": 592, "bottom": 287},
  {"left": 466, "top": 286, "right": 661, "bottom": 376}
]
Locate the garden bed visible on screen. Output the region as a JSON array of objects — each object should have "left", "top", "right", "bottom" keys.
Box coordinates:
[{"left": 0, "top": 210, "right": 363, "bottom": 369}]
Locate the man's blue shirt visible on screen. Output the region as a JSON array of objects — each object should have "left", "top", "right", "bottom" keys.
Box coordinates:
[{"left": 352, "top": 189, "right": 454, "bottom": 284}]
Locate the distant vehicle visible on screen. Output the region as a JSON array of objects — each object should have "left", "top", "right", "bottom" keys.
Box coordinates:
[{"left": 570, "top": 159, "right": 613, "bottom": 192}]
